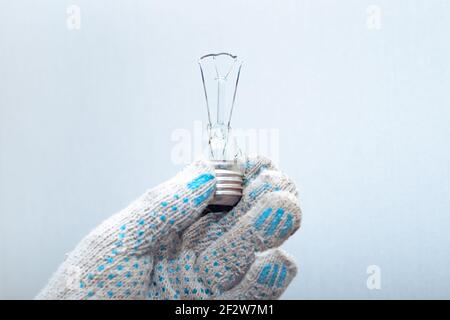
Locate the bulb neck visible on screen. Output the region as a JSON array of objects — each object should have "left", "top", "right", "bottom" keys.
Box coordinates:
[{"left": 207, "top": 124, "right": 233, "bottom": 160}]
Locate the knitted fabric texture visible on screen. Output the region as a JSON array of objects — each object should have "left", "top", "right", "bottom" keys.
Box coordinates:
[{"left": 36, "top": 156, "right": 301, "bottom": 300}]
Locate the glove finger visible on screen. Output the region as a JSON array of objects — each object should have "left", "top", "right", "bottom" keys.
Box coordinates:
[
  {"left": 240, "top": 155, "right": 277, "bottom": 186},
  {"left": 197, "top": 191, "right": 301, "bottom": 294},
  {"left": 219, "top": 248, "right": 297, "bottom": 300},
  {"left": 220, "top": 169, "right": 298, "bottom": 231},
  {"left": 178, "top": 155, "right": 276, "bottom": 253},
  {"left": 182, "top": 169, "right": 297, "bottom": 254},
  {"left": 180, "top": 211, "right": 225, "bottom": 253}
]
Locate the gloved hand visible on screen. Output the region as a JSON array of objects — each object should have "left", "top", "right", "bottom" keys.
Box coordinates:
[{"left": 36, "top": 156, "right": 301, "bottom": 300}]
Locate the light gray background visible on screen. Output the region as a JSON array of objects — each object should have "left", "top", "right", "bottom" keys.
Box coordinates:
[{"left": 1, "top": 0, "right": 449, "bottom": 299}]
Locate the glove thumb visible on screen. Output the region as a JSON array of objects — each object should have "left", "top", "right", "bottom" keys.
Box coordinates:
[{"left": 122, "top": 160, "right": 216, "bottom": 250}]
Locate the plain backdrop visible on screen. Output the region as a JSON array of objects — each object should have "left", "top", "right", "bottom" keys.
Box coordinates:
[{"left": 1, "top": 0, "right": 450, "bottom": 299}]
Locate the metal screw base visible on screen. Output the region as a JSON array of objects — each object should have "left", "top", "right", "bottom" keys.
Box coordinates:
[{"left": 208, "top": 160, "right": 243, "bottom": 209}]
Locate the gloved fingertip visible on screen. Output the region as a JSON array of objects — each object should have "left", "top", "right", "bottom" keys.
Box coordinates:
[
  {"left": 254, "top": 248, "right": 298, "bottom": 292},
  {"left": 241, "top": 155, "right": 277, "bottom": 185},
  {"left": 243, "top": 191, "right": 302, "bottom": 250}
]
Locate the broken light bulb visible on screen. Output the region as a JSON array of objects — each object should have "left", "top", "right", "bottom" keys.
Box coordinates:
[{"left": 199, "top": 53, "right": 243, "bottom": 208}]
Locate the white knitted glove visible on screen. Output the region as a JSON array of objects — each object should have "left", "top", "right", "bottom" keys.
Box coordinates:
[{"left": 36, "top": 156, "right": 301, "bottom": 300}]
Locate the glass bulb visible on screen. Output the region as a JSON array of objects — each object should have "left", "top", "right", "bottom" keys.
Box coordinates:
[{"left": 199, "top": 53, "right": 243, "bottom": 208}]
